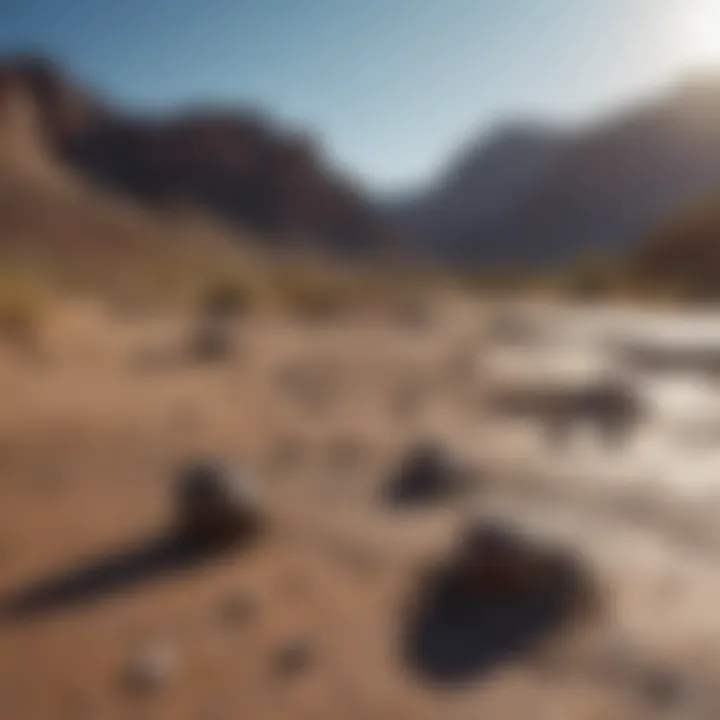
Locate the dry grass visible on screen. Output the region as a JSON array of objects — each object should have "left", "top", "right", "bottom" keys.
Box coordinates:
[{"left": 0, "top": 271, "right": 47, "bottom": 349}]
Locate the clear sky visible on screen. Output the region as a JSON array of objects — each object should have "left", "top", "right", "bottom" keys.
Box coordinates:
[{"left": 2, "top": 0, "right": 720, "bottom": 190}]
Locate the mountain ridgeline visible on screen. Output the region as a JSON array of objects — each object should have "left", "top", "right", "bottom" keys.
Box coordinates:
[
  {"left": 388, "top": 75, "right": 720, "bottom": 267},
  {"left": 3, "top": 53, "right": 720, "bottom": 269},
  {"left": 0, "top": 54, "right": 380, "bottom": 258}
]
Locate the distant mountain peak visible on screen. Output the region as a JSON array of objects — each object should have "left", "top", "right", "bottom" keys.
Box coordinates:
[{"left": 387, "top": 73, "right": 720, "bottom": 266}]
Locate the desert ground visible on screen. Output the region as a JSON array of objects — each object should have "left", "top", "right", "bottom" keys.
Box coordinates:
[{"left": 4, "top": 296, "right": 720, "bottom": 719}]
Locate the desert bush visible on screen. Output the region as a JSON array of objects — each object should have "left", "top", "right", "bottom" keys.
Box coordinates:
[
  {"left": 631, "top": 196, "right": 720, "bottom": 303},
  {"left": 197, "top": 277, "right": 256, "bottom": 321},
  {"left": 557, "top": 254, "right": 624, "bottom": 301},
  {"left": 0, "top": 275, "right": 46, "bottom": 349},
  {"left": 271, "top": 267, "right": 352, "bottom": 320},
  {"left": 458, "top": 268, "right": 538, "bottom": 297}
]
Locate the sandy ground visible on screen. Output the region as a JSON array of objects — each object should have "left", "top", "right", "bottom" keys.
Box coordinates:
[{"left": 3, "top": 298, "right": 720, "bottom": 719}]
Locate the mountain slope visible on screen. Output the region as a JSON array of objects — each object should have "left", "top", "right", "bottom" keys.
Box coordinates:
[
  {"left": 0, "top": 54, "right": 380, "bottom": 258},
  {"left": 389, "top": 74, "right": 720, "bottom": 267},
  {"left": 387, "top": 123, "right": 567, "bottom": 259},
  {"left": 0, "top": 57, "right": 264, "bottom": 299},
  {"left": 504, "top": 76, "right": 720, "bottom": 265}
]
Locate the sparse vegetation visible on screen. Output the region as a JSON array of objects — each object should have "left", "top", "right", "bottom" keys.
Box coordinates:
[
  {"left": 269, "top": 266, "right": 354, "bottom": 320},
  {"left": 632, "top": 197, "right": 720, "bottom": 303},
  {"left": 197, "top": 277, "right": 256, "bottom": 321},
  {"left": 554, "top": 253, "right": 625, "bottom": 301},
  {"left": 0, "top": 272, "right": 47, "bottom": 349}
]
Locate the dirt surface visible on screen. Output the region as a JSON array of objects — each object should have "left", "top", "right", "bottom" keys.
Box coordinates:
[{"left": 2, "top": 298, "right": 720, "bottom": 719}]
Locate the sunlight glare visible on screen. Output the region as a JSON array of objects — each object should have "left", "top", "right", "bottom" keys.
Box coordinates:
[{"left": 681, "top": 0, "right": 720, "bottom": 67}]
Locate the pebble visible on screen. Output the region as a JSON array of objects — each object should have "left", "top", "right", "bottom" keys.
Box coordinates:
[
  {"left": 274, "top": 637, "right": 316, "bottom": 678},
  {"left": 122, "top": 642, "right": 178, "bottom": 696}
]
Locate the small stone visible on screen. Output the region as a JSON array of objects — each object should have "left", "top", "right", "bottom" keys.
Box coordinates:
[
  {"left": 122, "top": 643, "right": 178, "bottom": 696},
  {"left": 384, "top": 441, "right": 472, "bottom": 506},
  {"left": 274, "top": 637, "right": 316, "bottom": 678},
  {"left": 188, "top": 320, "right": 236, "bottom": 363}
]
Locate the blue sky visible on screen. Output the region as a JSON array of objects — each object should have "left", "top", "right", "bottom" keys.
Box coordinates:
[{"left": 1, "top": 0, "right": 716, "bottom": 189}]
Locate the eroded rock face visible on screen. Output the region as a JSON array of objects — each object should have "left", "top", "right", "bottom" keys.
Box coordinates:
[{"left": 175, "top": 460, "right": 265, "bottom": 544}]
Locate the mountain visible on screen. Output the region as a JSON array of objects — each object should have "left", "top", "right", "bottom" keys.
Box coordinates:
[
  {"left": 389, "top": 74, "right": 720, "bottom": 267},
  {"left": 386, "top": 123, "right": 567, "bottom": 260},
  {"left": 8, "top": 53, "right": 720, "bottom": 271},
  {"left": 0, "top": 55, "right": 268, "bottom": 298},
  {"left": 0, "top": 54, "right": 380, "bottom": 259}
]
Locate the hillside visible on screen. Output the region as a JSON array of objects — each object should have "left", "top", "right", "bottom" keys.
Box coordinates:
[
  {"left": 387, "top": 123, "right": 567, "bottom": 260},
  {"left": 0, "top": 66, "right": 256, "bottom": 300},
  {"left": 8, "top": 54, "right": 720, "bottom": 273},
  {"left": 0, "top": 54, "right": 381, "bottom": 263}
]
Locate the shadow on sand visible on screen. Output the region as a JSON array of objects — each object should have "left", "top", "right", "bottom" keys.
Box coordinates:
[{"left": 0, "top": 531, "right": 252, "bottom": 621}]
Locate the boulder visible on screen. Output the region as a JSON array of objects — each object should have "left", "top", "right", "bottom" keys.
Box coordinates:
[
  {"left": 175, "top": 460, "right": 265, "bottom": 544},
  {"left": 384, "top": 441, "right": 472, "bottom": 506},
  {"left": 435, "top": 519, "right": 599, "bottom": 614}
]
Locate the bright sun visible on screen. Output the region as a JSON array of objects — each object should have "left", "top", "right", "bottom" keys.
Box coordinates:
[{"left": 681, "top": 0, "right": 720, "bottom": 67}]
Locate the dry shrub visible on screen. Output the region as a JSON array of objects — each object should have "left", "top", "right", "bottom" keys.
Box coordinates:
[
  {"left": 555, "top": 254, "right": 625, "bottom": 302},
  {"left": 0, "top": 274, "right": 47, "bottom": 349},
  {"left": 198, "top": 277, "right": 256, "bottom": 321},
  {"left": 271, "top": 266, "right": 353, "bottom": 320}
]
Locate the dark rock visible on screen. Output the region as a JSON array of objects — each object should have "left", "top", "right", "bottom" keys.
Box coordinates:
[
  {"left": 175, "top": 460, "right": 265, "bottom": 544},
  {"left": 437, "top": 519, "right": 599, "bottom": 612},
  {"left": 273, "top": 637, "right": 316, "bottom": 678},
  {"left": 384, "top": 441, "right": 473, "bottom": 507},
  {"left": 402, "top": 518, "right": 600, "bottom": 684}
]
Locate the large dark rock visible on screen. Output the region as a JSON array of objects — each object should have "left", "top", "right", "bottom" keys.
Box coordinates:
[
  {"left": 437, "top": 519, "right": 598, "bottom": 610},
  {"left": 403, "top": 518, "right": 600, "bottom": 684}
]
